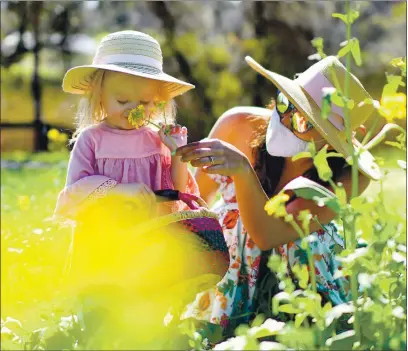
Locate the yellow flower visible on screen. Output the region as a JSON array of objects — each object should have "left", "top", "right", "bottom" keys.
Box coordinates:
[
  {"left": 58, "top": 133, "right": 68, "bottom": 143},
  {"left": 264, "top": 193, "right": 290, "bottom": 218},
  {"left": 155, "top": 101, "right": 167, "bottom": 111},
  {"left": 379, "top": 93, "right": 407, "bottom": 121},
  {"left": 128, "top": 105, "right": 147, "bottom": 129},
  {"left": 47, "top": 128, "right": 60, "bottom": 141}
]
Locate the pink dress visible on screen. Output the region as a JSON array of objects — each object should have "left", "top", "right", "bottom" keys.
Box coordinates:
[{"left": 55, "top": 123, "right": 198, "bottom": 218}]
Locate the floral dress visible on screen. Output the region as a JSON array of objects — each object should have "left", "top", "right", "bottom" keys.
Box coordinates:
[
  {"left": 182, "top": 174, "right": 351, "bottom": 336},
  {"left": 182, "top": 174, "right": 262, "bottom": 334}
]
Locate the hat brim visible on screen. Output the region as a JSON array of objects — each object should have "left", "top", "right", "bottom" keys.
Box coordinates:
[
  {"left": 62, "top": 64, "right": 195, "bottom": 99},
  {"left": 245, "top": 56, "right": 381, "bottom": 181}
]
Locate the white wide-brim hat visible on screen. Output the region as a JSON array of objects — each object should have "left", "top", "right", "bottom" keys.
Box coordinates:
[
  {"left": 245, "top": 55, "right": 382, "bottom": 181},
  {"left": 63, "top": 31, "right": 195, "bottom": 99}
]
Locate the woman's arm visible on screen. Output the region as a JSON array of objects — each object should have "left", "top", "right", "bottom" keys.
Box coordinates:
[
  {"left": 177, "top": 139, "right": 370, "bottom": 250},
  {"left": 196, "top": 107, "right": 270, "bottom": 204},
  {"left": 177, "top": 139, "right": 297, "bottom": 249}
]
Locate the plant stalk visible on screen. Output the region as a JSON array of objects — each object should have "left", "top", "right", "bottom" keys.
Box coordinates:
[{"left": 344, "top": 1, "right": 361, "bottom": 344}]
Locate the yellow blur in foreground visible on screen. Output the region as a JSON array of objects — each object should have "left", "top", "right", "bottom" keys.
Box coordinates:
[{"left": 61, "top": 194, "right": 224, "bottom": 349}]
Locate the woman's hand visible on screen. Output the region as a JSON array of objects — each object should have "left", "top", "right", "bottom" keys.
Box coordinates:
[
  {"left": 159, "top": 124, "right": 188, "bottom": 152},
  {"left": 175, "top": 139, "right": 252, "bottom": 177}
]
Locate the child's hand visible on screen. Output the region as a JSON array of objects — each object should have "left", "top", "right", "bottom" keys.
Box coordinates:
[{"left": 158, "top": 124, "right": 188, "bottom": 152}]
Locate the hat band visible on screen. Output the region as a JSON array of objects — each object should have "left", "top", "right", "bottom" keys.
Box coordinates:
[
  {"left": 93, "top": 54, "right": 163, "bottom": 71},
  {"left": 296, "top": 70, "right": 345, "bottom": 131}
]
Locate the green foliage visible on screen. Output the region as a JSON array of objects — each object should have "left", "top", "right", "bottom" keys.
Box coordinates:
[
  {"left": 218, "top": 2, "right": 406, "bottom": 351},
  {"left": 337, "top": 38, "right": 362, "bottom": 66}
]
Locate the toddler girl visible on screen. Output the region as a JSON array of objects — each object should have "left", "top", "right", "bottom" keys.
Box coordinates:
[{"left": 55, "top": 30, "right": 198, "bottom": 218}]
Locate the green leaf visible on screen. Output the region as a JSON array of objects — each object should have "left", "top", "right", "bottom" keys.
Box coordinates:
[
  {"left": 326, "top": 330, "right": 357, "bottom": 350},
  {"left": 348, "top": 9, "right": 360, "bottom": 24},
  {"left": 337, "top": 40, "right": 352, "bottom": 58},
  {"left": 292, "top": 151, "right": 312, "bottom": 162},
  {"left": 390, "top": 57, "right": 406, "bottom": 77},
  {"left": 251, "top": 313, "right": 265, "bottom": 328},
  {"left": 327, "top": 152, "right": 345, "bottom": 158},
  {"left": 387, "top": 74, "right": 403, "bottom": 86},
  {"left": 293, "top": 264, "right": 309, "bottom": 289},
  {"left": 314, "top": 145, "right": 333, "bottom": 182},
  {"left": 332, "top": 9, "right": 359, "bottom": 25},
  {"left": 382, "top": 75, "right": 403, "bottom": 99},
  {"left": 389, "top": 57, "right": 405, "bottom": 68},
  {"left": 350, "top": 38, "right": 362, "bottom": 66},
  {"left": 308, "top": 141, "right": 317, "bottom": 157},
  {"left": 346, "top": 99, "right": 355, "bottom": 110},
  {"left": 331, "top": 91, "right": 345, "bottom": 107},
  {"left": 334, "top": 183, "right": 348, "bottom": 207},
  {"left": 298, "top": 209, "right": 312, "bottom": 233},
  {"left": 332, "top": 13, "right": 347, "bottom": 23},
  {"left": 279, "top": 304, "right": 302, "bottom": 314},
  {"left": 295, "top": 313, "right": 307, "bottom": 328},
  {"left": 311, "top": 37, "right": 324, "bottom": 50}
]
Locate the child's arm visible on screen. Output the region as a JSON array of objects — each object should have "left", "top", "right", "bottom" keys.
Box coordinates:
[
  {"left": 159, "top": 125, "right": 189, "bottom": 192},
  {"left": 170, "top": 154, "right": 189, "bottom": 192}
]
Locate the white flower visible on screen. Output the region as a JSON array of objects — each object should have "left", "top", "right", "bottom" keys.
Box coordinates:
[
  {"left": 214, "top": 336, "right": 248, "bottom": 350},
  {"left": 358, "top": 273, "right": 376, "bottom": 290},
  {"left": 392, "top": 306, "right": 405, "bottom": 319},
  {"left": 392, "top": 251, "right": 406, "bottom": 265},
  {"left": 248, "top": 319, "right": 285, "bottom": 339},
  {"left": 325, "top": 303, "right": 355, "bottom": 327}
]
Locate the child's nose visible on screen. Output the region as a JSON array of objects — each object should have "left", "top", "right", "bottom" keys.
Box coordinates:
[{"left": 128, "top": 102, "right": 139, "bottom": 109}]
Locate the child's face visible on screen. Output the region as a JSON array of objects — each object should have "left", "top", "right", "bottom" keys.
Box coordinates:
[{"left": 101, "top": 71, "right": 165, "bottom": 130}]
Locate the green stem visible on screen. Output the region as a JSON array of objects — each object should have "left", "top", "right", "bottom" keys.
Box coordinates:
[
  {"left": 147, "top": 120, "right": 161, "bottom": 129},
  {"left": 344, "top": 1, "right": 360, "bottom": 345},
  {"left": 343, "top": 3, "right": 359, "bottom": 202}
]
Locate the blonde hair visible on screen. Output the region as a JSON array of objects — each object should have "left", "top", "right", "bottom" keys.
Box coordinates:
[{"left": 71, "top": 69, "right": 177, "bottom": 142}]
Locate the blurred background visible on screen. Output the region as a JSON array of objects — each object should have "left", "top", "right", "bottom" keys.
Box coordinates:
[
  {"left": 1, "top": 0, "right": 406, "bottom": 151},
  {"left": 1, "top": 3, "right": 406, "bottom": 346}
]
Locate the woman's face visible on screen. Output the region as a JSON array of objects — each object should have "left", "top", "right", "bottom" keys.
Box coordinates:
[
  {"left": 276, "top": 91, "right": 330, "bottom": 147},
  {"left": 279, "top": 109, "right": 323, "bottom": 142},
  {"left": 101, "top": 71, "right": 165, "bottom": 130}
]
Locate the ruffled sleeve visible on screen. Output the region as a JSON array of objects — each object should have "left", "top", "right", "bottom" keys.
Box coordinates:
[{"left": 55, "top": 128, "right": 117, "bottom": 219}]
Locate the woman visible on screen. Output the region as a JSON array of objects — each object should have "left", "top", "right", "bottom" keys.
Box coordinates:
[{"left": 178, "top": 55, "right": 380, "bottom": 337}]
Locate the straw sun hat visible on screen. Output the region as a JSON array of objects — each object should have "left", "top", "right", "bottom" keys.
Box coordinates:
[
  {"left": 245, "top": 55, "right": 382, "bottom": 181},
  {"left": 63, "top": 31, "right": 195, "bottom": 99}
]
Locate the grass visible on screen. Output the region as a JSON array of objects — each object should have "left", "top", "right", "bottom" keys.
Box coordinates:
[{"left": 0, "top": 146, "right": 406, "bottom": 347}]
